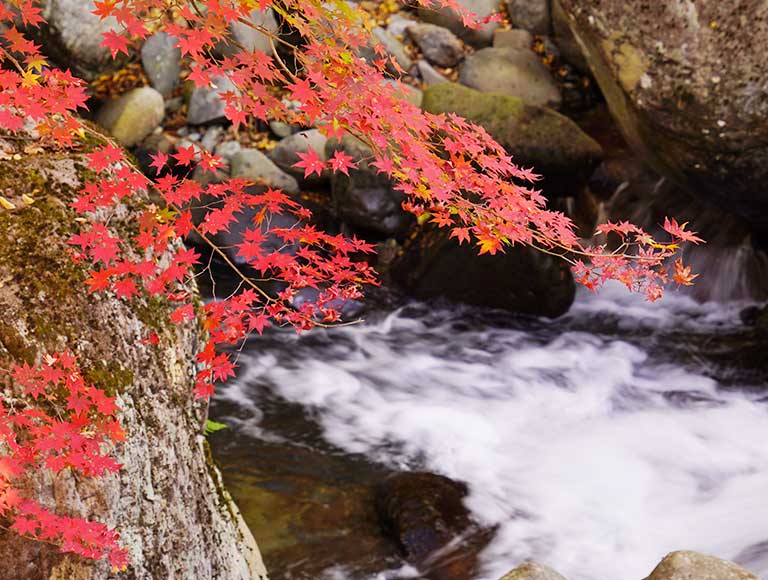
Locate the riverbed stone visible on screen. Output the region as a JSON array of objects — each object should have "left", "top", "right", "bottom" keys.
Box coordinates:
[
  {"left": 557, "top": 0, "right": 768, "bottom": 235},
  {"left": 418, "top": 0, "right": 500, "bottom": 46},
  {"left": 220, "top": 7, "right": 279, "bottom": 57},
  {"left": 493, "top": 28, "right": 534, "bottom": 51},
  {"left": 506, "top": 0, "right": 551, "bottom": 35},
  {"left": 459, "top": 47, "right": 561, "bottom": 108},
  {"left": 96, "top": 86, "right": 165, "bottom": 147},
  {"left": 373, "top": 27, "right": 413, "bottom": 72},
  {"left": 326, "top": 134, "right": 413, "bottom": 237},
  {"left": 141, "top": 32, "right": 181, "bottom": 95},
  {"left": 645, "top": 551, "right": 758, "bottom": 580},
  {"left": 270, "top": 129, "right": 328, "bottom": 180},
  {"left": 417, "top": 59, "right": 449, "bottom": 85},
  {"left": 187, "top": 76, "right": 237, "bottom": 125},
  {"left": 406, "top": 23, "right": 464, "bottom": 68},
  {"left": 230, "top": 148, "right": 300, "bottom": 194},
  {"left": 422, "top": 83, "right": 602, "bottom": 197},
  {"left": 499, "top": 562, "right": 566, "bottom": 580}
]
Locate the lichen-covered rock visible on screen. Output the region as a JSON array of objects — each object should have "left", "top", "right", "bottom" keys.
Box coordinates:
[
  {"left": 422, "top": 83, "right": 602, "bottom": 197},
  {"left": 392, "top": 225, "right": 575, "bottom": 317},
  {"left": 0, "top": 143, "right": 266, "bottom": 580},
  {"left": 96, "top": 87, "right": 165, "bottom": 147},
  {"left": 557, "top": 0, "right": 768, "bottom": 234},
  {"left": 645, "top": 551, "right": 758, "bottom": 580},
  {"left": 459, "top": 47, "right": 561, "bottom": 108},
  {"left": 499, "top": 562, "right": 566, "bottom": 580}
]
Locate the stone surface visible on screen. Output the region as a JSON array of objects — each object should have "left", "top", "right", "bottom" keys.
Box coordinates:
[
  {"left": 384, "top": 80, "right": 424, "bottom": 108},
  {"left": 0, "top": 148, "right": 266, "bottom": 580},
  {"left": 506, "top": 0, "right": 551, "bottom": 35},
  {"left": 373, "top": 27, "right": 413, "bottom": 72},
  {"left": 326, "top": 134, "right": 413, "bottom": 237},
  {"left": 499, "top": 562, "right": 566, "bottom": 580},
  {"left": 141, "top": 32, "right": 181, "bottom": 95},
  {"left": 35, "top": 0, "right": 120, "bottom": 78},
  {"left": 230, "top": 148, "right": 300, "bottom": 194},
  {"left": 406, "top": 23, "right": 464, "bottom": 68},
  {"left": 422, "top": 83, "right": 602, "bottom": 197},
  {"left": 551, "top": 0, "right": 588, "bottom": 72},
  {"left": 418, "top": 0, "right": 500, "bottom": 46},
  {"left": 220, "top": 8, "right": 279, "bottom": 57},
  {"left": 493, "top": 28, "right": 533, "bottom": 51},
  {"left": 187, "top": 76, "right": 237, "bottom": 125},
  {"left": 459, "top": 47, "right": 561, "bottom": 108},
  {"left": 557, "top": 0, "right": 768, "bottom": 234},
  {"left": 96, "top": 86, "right": 165, "bottom": 147},
  {"left": 417, "top": 59, "right": 449, "bottom": 86},
  {"left": 270, "top": 129, "right": 328, "bottom": 180},
  {"left": 645, "top": 551, "right": 758, "bottom": 580},
  {"left": 392, "top": 225, "right": 575, "bottom": 317}
]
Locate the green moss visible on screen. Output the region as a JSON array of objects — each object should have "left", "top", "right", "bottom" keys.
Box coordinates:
[{"left": 82, "top": 360, "right": 135, "bottom": 396}]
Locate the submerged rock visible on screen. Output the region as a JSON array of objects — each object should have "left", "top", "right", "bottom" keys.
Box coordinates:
[
  {"left": 422, "top": 83, "right": 602, "bottom": 197},
  {"left": 645, "top": 551, "right": 758, "bottom": 580},
  {"left": 376, "top": 472, "right": 492, "bottom": 580},
  {"left": 392, "top": 225, "right": 575, "bottom": 318}
]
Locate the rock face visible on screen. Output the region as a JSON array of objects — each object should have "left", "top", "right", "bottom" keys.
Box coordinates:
[
  {"left": 499, "top": 562, "right": 566, "bottom": 580},
  {"left": 645, "top": 551, "right": 758, "bottom": 580},
  {"left": 96, "top": 87, "right": 165, "bottom": 147},
  {"left": 0, "top": 146, "right": 266, "bottom": 580},
  {"left": 557, "top": 0, "right": 768, "bottom": 233},
  {"left": 376, "top": 472, "right": 491, "bottom": 580},
  {"left": 422, "top": 83, "right": 602, "bottom": 198},
  {"left": 392, "top": 225, "right": 575, "bottom": 318},
  {"left": 459, "top": 47, "right": 562, "bottom": 108}
]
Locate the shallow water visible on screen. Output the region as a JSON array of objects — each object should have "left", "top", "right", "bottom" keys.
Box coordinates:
[{"left": 211, "top": 284, "right": 768, "bottom": 580}]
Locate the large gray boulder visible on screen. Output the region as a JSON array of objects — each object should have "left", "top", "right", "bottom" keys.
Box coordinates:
[
  {"left": 0, "top": 143, "right": 266, "bottom": 579},
  {"left": 418, "top": 0, "right": 500, "bottom": 46},
  {"left": 557, "top": 0, "right": 768, "bottom": 234},
  {"left": 406, "top": 23, "right": 465, "bottom": 68},
  {"left": 506, "top": 0, "right": 551, "bottom": 35},
  {"left": 187, "top": 76, "right": 238, "bottom": 125},
  {"left": 645, "top": 551, "right": 758, "bottom": 580},
  {"left": 141, "top": 32, "right": 181, "bottom": 96},
  {"left": 230, "top": 148, "right": 300, "bottom": 194},
  {"left": 459, "top": 47, "right": 561, "bottom": 108},
  {"left": 422, "top": 83, "right": 602, "bottom": 198}
]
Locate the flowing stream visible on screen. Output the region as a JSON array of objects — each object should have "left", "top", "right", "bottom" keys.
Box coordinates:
[{"left": 210, "top": 283, "right": 768, "bottom": 580}]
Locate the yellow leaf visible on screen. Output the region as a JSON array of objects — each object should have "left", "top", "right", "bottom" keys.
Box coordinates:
[
  {"left": 417, "top": 211, "right": 431, "bottom": 225},
  {"left": 0, "top": 196, "right": 16, "bottom": 210},
  {"left": 21, "top": 194, "right": 35, "bottom": 205}
]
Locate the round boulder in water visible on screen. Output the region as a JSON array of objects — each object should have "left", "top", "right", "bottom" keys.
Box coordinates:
[
  {"left": 499, "top": 562, "right": 566, "bottom": 580},
  {"left": 646, "top": 551, "right": 758, "bottom": 580},
  {"left": 376, "top": 472, "right": 492, "bottom": 580}
]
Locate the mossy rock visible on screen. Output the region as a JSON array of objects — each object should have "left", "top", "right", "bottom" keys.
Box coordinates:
[{"left": 422, "top": 83, "right": 602, "bottom": 197}]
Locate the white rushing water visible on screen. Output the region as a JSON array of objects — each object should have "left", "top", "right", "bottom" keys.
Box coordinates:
[{"left": 219, "top": 284, "right": 768, "bottom": 580}]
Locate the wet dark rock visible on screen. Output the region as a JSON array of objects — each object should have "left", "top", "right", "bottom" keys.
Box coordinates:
[
  {"left": 407, "top": 23, "right": 465, "bottom": 68},
  {"left": 459, "top": 47, "right": 561, "bottom": 108},
  {"left": 326, "top": 134, "right": 414, "bottom": 238},
  {"left": 376, "top": 472, "right": 492, "bottom": 580},
  {"left": 557, "top": 1, "right": 768, "bottom": 236},
  {"left": 141, "top": 32, "right": 181, "bottom": 95},
  {"left": 422, "top": 83, "right": 602, "bottom": 197},
  {"left": 392, "top": 225, "right": 575, "bottom": 318},
  {"left": 135, "top": 132, "right": 176, "bottom": 177}
]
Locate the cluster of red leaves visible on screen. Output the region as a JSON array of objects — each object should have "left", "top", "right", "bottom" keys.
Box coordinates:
[
  {"left": 1, "top": 353, "right": 128, "bottom": 571},
  {"left": 0, "top": 0, "right": 703, "bottom": 571}
]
